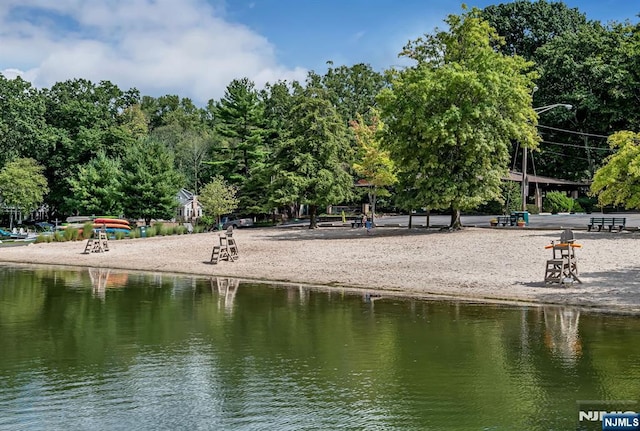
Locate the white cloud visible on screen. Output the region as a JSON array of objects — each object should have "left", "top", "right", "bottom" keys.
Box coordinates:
[{"left": 0, "top": 0, "right": 307, "bottom": 104}]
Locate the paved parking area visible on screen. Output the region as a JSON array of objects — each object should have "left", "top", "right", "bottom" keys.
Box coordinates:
[{"left": 374, "top": 213, "right": 640, "bottom": 230}]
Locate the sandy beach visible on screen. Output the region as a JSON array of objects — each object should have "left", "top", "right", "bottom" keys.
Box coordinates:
[{"left": 1, "top": 226, "right": 640, "bottom": 313}]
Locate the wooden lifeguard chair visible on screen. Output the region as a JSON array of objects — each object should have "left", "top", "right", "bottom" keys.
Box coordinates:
[
  {"left": 544, "top": 229, "right": 581, "bottom": 285},
  {"left": 210, "top": 227, "right": 239, "bottom": 264},
  {"left": 83, "top": 229, "right": 109, "bottom": 253}
]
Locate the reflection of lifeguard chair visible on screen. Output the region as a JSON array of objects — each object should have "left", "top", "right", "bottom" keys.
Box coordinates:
[
  {"left": 89, "top": 267, "right": 110, "bottom": 299},
  {"left": 543, "top": 307, "right": 582, "bottom": 363},
  {"left": 544, "top": 229, "right": 582, "bottom": 285},
  {"left": 210, "top": 277, "right": 240, "bottom": 312}
]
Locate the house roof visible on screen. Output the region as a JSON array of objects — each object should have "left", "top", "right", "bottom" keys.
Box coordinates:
[
  {"left": 177, "top": 188, "right": 202, "bottom": 207},
  {"left": 506, "top": 171, "right": 590, "bottom": 186},
  {"left": 354, "top": 179, "right": 372, "bottom": 187}
]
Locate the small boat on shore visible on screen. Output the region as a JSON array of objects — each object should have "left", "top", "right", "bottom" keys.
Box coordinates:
[{"left": 0, "top": 235, "right": 37, "bottom": 247}]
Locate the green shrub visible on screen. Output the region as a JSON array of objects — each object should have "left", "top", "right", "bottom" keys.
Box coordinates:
[
  {"left": 53, "top": 231, "right": 65, "bottom": 242},
  {"left": 158, "top": 225, "right": 170, "bottom": 236},
  {"left": 35, "top": 234, "right": 49, "bottom": 243},
  {"left": 193, "top": 225, "right": 205, "bottom": 233},
  {"left": 82, "top": 222, "right": 94, "bottom": 239},
  {"left": 526, "top": 204, "right": 540, "bottom": 215},
  {"left": 154, "top": 223, "right": 164, "bottom": 235},
  {"left": 474, "top": 181, "right": 522, "bottom": 215},
  {"left": 129, "top": 229, "right": 139, "bottom": 239},
  {"left": 115, "top": 231, "right": 126, "bottom": 240},
  {"left": 501, "top": 181, "right": 522, "bottom": 214},
  {"left": 543, "top": 191, "right": 573, "bottom": 213},
  {"left": 174, "top": 225, "right": 186, "bottom": 235},
  {"left": 200, "top": 215, "right": 215, "bottom": 230},
  {"left": 63, "top": 227, "right": 79, "bottom": 241},
  {"left": 146, "top": 226, "right": 157, "bottom": 237},
  {"left": 576, "top": 197, "right": 598, "bottom": 213}
]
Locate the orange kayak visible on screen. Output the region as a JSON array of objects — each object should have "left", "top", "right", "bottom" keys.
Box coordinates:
[{"left": 93, "top": 218, "right": 130, "bottom": 226}]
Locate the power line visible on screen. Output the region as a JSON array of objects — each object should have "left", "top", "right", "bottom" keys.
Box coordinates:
[
  {"left": 537, "top": 124, "right": 609, "bottom": 139},
  {"left": 540, "top": 149, "right": 592, "bottom": 161},
  {"left": 540, "top": 140, "right": 614, "bottom": 152}
]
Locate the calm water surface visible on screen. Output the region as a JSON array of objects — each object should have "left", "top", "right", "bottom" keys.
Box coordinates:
[{"left": 0, "top": 264, "right": 639, "bottom": 430}]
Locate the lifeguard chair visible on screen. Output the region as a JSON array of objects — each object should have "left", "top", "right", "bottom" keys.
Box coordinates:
[
  {"left": 544, "top": 229, "right": 581, "bottom": 285},
  {"left": 83, "top": 229, "right": 109, "bottom": 253}
]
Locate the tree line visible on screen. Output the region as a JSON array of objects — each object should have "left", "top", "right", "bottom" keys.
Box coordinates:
[{"left": 0, "top": 1, "right": 638, "bottom": 229}]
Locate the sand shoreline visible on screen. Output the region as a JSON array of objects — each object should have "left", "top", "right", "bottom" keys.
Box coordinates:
[{"left": 2, "top": 226, "right": 640, "bottom": 314}]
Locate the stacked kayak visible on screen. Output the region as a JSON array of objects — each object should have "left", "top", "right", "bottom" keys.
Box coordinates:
[
  {"left": 92, "top": 218, "right": 131, "bottom": 235},
  {"left": 58, "top": 217, "right": 132, "bottom": 236}
]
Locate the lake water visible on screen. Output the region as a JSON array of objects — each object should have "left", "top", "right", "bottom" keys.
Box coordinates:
[{"left": 1, "top": 264, "right": 639, "bottom": 430}]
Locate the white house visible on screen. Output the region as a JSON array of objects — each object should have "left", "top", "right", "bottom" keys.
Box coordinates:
[{"left": 176, "top": 189, "right": 203, "bottom": 222}]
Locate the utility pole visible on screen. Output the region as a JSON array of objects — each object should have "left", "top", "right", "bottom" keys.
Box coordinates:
[
  {"left": 525, "top": 103, "right": 573, "bottom": 212},
  {"left": 521, "top": 148, "right": 528, "bottom": 211}
]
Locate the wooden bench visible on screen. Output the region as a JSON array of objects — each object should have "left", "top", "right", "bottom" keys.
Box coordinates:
[
  {"left": 587, "top": 217, "right": 626, "bottom": 232},
  {"left": 496, "top": 216, "right": 511, "bottom": 226}
]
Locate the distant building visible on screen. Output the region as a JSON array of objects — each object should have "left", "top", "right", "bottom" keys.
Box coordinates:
[
  {"left": 508, "top": 170, "right": 590, "bottom": 211},
  {"left": 176, "top": 189, "right": 202, "bottom": 222}
]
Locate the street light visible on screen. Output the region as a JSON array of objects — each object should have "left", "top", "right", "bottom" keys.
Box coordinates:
[{"left": 521, "top": 103, "right": 573, "bottom": 211}]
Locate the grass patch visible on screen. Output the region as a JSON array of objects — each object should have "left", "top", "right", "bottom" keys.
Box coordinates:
[
  {"left": 82, "top": 222, "right": 94, "bottom": 239},
  {"left": 35, "top": 234, "right": 52, "bottom": 243}
]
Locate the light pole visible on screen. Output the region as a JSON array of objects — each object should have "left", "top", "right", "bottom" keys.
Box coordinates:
[{"left": 521, "top": 103, "right": 573, "bottom": 211}]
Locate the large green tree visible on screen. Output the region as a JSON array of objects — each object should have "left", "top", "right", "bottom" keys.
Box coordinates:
[
  {"left": 199, "top": 176, "right": 239, "bottom": 227},
  {"left": 213, "top": 78, "right": 266, "bottom": 193},
  {"left": 590, "top": 131, "right": 640, "bottom": 209},
  {"left": 533, "top": 21, "right": 640, "bottom": 180},
  {"left": 152, "top": 124, "right": 214, "bottom": 195},
  {"left": 0, "top": 75, "right": 54, "bottom": 168},
  {"left": 378, "top": 7, "right": 539, "bottom": 228},
  {"left": 481, "top": 0, "right": 586, "bottom": 60},
  {"left": 350, "top": 110, "right": 397, "bottom": 225},
  {"left": 120, "top": 138, "right": 183, "bottom": 225},
  {"left": 41, "top": 79, "right": 140, "bottom": 217},
  {"left": 320, "top": 62, "right": 387, "bottom": 124},
  {"left": 0, "top": 158, "right": 49, "bottom": 228},
  {"left": 270, "top": 87, "right": 354, "bottom": 229},
  {"left": 66, "top": 151, "right": 124, "bottom": 216}
]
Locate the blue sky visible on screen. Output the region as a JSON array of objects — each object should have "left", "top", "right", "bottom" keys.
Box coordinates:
[{"left": 0, "top": 0, "right": 637, "bottom": 104}]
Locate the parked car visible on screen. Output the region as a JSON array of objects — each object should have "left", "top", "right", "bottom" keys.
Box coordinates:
[{"left": 220, "top": 216, "right": 254, "bottom": 230}]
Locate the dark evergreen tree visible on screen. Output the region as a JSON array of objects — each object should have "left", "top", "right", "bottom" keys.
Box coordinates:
[
  {"left": 270, "top": 85, "right": 354, "bottom": 229},
  {"left": 212, "top": 78, "right": 268, "bottom": 214},
  {"left": 120, "top": 138, "right": 183, "bottom": 225}
]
